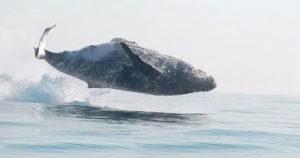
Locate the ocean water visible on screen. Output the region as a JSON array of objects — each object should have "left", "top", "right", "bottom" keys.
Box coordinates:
[{"left": 0, "top": 76, "right": 300, "bottom": 158}]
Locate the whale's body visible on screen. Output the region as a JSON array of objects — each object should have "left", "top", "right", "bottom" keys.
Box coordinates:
[{"left": 35, "top": 26, "right": 216, "bottom": 95}]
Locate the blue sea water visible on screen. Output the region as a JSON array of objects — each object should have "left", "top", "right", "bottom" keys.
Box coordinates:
[
  {"left": 0, "top": 90, "right": 300, "bottom": 158},
  {"left": 0, "top": 75, "right": 300, "bottom": 157}
]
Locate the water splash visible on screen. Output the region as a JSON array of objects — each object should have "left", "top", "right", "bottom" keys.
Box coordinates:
[
  {"left": 0, "top": 73, "right": 215, "bottom": 114},
  {"left": 0, "top": 74, "right": 88, "bottom": 104}
]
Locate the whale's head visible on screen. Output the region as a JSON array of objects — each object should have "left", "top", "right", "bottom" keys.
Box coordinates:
[
  {"left": 172, "top": 62, "right": 216, "bottom": 93},
  {"left": 189, "top": 69, "right": 216, "bottom": 92}
]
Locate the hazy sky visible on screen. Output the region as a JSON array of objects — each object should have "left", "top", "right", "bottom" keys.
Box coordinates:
[{"left": 0, "top": 0, "right": 299, "bottom": 95}]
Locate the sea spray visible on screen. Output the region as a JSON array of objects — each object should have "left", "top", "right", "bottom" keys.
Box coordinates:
[{"left": 0, "top": 74, "right": 89, "bottom": 104}]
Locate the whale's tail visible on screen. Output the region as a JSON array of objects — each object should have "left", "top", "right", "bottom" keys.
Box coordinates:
[{"left": 35, "top": 25, "right": 56, "bottom": 59}]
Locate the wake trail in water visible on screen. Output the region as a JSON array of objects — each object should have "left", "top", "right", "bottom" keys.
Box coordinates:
[{"left": 0, "top": 73, "right": 215, "bottom": 114}]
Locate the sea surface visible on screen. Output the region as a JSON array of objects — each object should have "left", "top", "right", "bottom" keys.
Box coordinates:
[{"left": 0, "top": 90, "right": 300, "bottom": 158}]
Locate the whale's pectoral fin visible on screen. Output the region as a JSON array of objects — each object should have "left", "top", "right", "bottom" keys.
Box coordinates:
[{"left": 120, "top": 42, "right": 161, "bottom": 78}]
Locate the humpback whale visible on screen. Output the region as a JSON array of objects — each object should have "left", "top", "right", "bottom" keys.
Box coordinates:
[{"left": 35, "top": 25, "right": 216, "bottom": 95}]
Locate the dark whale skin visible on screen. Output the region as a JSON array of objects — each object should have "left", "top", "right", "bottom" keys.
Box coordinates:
[{"left": 43, "top": 39, "right": 216, "bottom": 95}]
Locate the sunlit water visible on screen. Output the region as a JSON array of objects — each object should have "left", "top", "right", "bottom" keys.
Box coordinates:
[{"left": 0, "top": 91, "right": 300, "bottom": 158}]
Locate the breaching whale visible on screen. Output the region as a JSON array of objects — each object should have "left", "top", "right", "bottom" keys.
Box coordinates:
[{"left": 35, "top": 25, "right": 216, "bottom": 95}]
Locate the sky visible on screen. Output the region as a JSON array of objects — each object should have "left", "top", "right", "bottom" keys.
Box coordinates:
[{"left": 0, "top": 0, "right": 299, "bottom": 95}]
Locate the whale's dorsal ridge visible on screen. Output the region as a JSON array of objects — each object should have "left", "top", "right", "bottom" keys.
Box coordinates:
[{"left": 111, "top": 38, "right": 137, "bottom": 45}]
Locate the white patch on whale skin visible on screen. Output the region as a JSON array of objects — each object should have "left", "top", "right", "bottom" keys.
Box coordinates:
[{"left": 67, "top": 43, "right": 122, "bottom": 62}]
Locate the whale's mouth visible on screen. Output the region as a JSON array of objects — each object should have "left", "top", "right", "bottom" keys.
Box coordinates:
[{"left": 35, "top": 25, "right": 56, "bottom": 59}]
